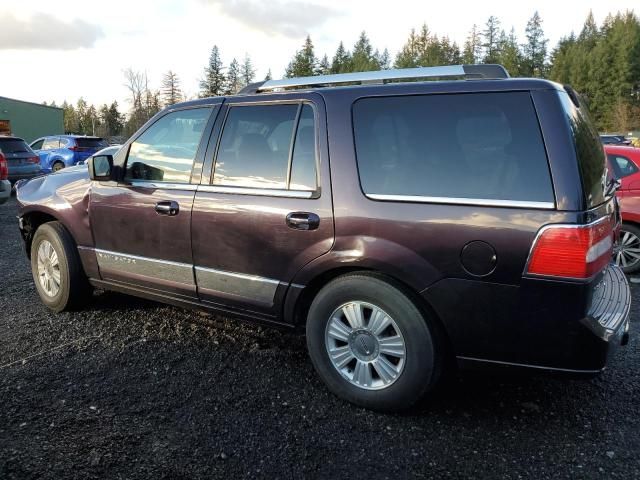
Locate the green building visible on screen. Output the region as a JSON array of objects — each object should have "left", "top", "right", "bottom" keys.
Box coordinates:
[{"left": 0, "top": 96, "right": 64, "bottom": 142}]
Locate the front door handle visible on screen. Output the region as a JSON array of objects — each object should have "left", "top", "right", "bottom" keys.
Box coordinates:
[
  {"left": 155, "top": 200, "right": 179, "bottom": 216},
  {"left": 286, "top": 212, "right": 320, "bottom": 231}
]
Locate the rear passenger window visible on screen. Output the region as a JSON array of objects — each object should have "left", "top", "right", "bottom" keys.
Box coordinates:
[
  {"left": 125, "top": 108, "right": 211, "bottom": 184},
  {"left": 42, "top": 138, "right": 60, "bottom": 150},
  {"left": 213, "top": 103, "right": 317, "bottom": 191},
  {"left": 608, "top": 154, "right": 637, "bottom": 179},
  {"left": 353, "top": 92, "right": 554, "bottom": 204}
]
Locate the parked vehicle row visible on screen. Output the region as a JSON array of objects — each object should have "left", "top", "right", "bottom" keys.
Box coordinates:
[{"left": 15, "top": 64, "right": 631, "bottom": 411}]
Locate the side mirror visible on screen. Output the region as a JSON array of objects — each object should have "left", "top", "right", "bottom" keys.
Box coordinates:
[{"left": 88, "top": 155, "right": 113, "bottom": 181}]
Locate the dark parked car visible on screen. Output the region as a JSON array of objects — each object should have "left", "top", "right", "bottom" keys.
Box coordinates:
[
  {"left": 29, "top": 135, "right": 108, "bottom": 173},
  {"left": 0, "top": 136, "right": 42, "bottom": 182},
  {"left": 601, "top": 134, "right": 632, "bottom": 146},
  {"left": 0, "top": 149, "right": 10, "bottom": 204},
  {"left": 15, "top": 64, "right": 630, "bottom": 411}
]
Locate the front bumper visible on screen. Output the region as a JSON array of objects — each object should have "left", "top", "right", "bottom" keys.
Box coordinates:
[{"left": 0, "top": 179, "right": 11, "bottom": 204}]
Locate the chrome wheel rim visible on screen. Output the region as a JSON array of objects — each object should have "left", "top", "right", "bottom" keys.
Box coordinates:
[
  {"left": 36, "top": 240, "right": 61, "bottom": 297},
  {"left": 615, "top": 230, "right": 640, "bottom": 269},
  {"left": 325, "top": 301, "right": 406, "bottom": 390}
]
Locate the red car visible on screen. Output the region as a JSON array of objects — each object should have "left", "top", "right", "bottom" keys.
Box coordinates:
[{"left": 606, "top": 145, "right": 640, "bottom": 273}]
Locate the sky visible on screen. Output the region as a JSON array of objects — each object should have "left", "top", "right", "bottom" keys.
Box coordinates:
[{"left": 0, "top": 0, "right": 636, "bottom": 109}]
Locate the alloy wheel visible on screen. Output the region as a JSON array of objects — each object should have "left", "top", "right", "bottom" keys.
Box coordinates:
[
  {"left": 36, "top": 240, "right": 61, "bottom": 297},
  {"left": 325, "top": 301, "right": 406, "bottom": 390},
  {"left": 615, "top": 229, "right": 640, "bottom": 270}
]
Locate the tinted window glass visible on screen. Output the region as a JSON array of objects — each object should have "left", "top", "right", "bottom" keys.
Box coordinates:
[
  {"left": 353, "top": 92, "right": 554, "bottom": 203},
  {"left": 290, "top": 105, "right": 317, "bottom": 191},
  {"left": 125, "top": 108, "right": 211, "bottom": 183},
  {"left": 558, "top": 91, "right": 607, "bottom": 208},
  {"left": 0, "top": 138, "right": 31, "bottom": 153},
  {"left": 42, "top": 138, "right": 60, "bottom": 150},
  {"left": 76, "top": 137, "right": 108, "bottom": 149},
  {"left": 608, "top": 154, "right": 638, "bottom": 179},
  {"left": 30, "top": 139, "right": 44, "bottom": 150},
  {"left": 214, "top": 104, "right": 298, "bottom": 189}
]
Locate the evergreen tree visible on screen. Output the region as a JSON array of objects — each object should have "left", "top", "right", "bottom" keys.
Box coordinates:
[
  {"left": 331, "top": 42, "right": 352, "bottom": 73},
  {"left": 482, "top": 16, "right": 501, "bottom": 63},
  {"left": 285, "top": 36, "right": 317, "bottom": 77},
  {"left": 377, "top": 48, "right": 391, "bottom": 69},
  {"left": 316, "top": 54, "right": 331, "bottom": 75},
  {"left": 240, "top": 54, "right": 256, "bottom": 87},
  {"left": 351, "top": 31, "right": 380, "bottom": 72},
  {"left": 522, "top": 11, "right": 548, "bottom": 77},
  {"left": 496, "top": 28, "right": 522, "bottom": 76},
  {"left": 161, "top": 70, "right": 183, "bottom": 106},
  {"left": 200, "top": 45, "right": 226, "bottom": 97},
  {"left": 462, "top": 24, "right": 482, "bottom": 63},
  {"left": 264, "top": 69, "right": 273, "bottom": 81},
  {"left": 225, "top": 58, "right": 242, "bottom": 94}
]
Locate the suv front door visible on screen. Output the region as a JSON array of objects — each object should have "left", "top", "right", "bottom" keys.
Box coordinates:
[
  {"left": 89, "top": 107, "right": 215, "bottom": 298},
  {"left": 191, "top": 94, "right": 333, "bottom": 317}
]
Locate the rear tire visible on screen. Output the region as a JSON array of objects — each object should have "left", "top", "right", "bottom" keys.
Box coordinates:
[
  {"left": 52, "top": 161, "right": 64, "bottom": 172},
  {"left": 615, "top": 223, "right": 640, "bottom": 274},
  {"left": 31, "top": 222, "right": 92, "bottom": 312},
  {"left": 306, "top": 273, "right": 441, "bottom": 411}
]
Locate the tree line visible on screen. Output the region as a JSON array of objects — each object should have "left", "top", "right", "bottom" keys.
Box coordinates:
[{"left": 52, "top": 9, "right": 639, "bottom": 139}]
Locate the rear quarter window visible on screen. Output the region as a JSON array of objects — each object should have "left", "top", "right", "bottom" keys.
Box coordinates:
[{"left": 352, "top": 92, "right": 554, "bottom": 205}]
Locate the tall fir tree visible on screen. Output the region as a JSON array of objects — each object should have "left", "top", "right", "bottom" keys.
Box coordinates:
[
  {"left": 225, "top": 58, "right": 242, "bottom": 94},
  {"left": 482, "top": 16, "right": 501, "bottom": 63},
  {"left": 331, "top": 42, "right": 352, "bottom": 73},
  {"left": 240, "top": 54, "right": 256, "bottom": 87},
  {"left": 161, "top": 70, "right": 183, "bottom": 106},
  {"left": 285, "top": 36, "right": 317, "bottom": 77},
  {"left": 200, "top": 45, "right": 225, "bottom": 97},
  {"left": 522, "top": 11, "right": 548, "bottom": 77},
  {"left": 316, "top": 54, "right": 331, "bottom": 75},
  {"left": 351, "top": 31, "right": 381, "bottom": 71},
  {"left": 462, "top": 24, "right": 482, "bottom": 63}
]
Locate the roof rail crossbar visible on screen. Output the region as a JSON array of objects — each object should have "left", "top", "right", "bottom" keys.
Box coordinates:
[{"left": 256, "top": 64, "right": 509, "bottom": 92}]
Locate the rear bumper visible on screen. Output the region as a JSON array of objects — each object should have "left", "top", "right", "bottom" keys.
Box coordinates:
[
  {"left": 0, "top": 179, "right": 11, "bottom": 204},
  {"left": 8, "top": 166, "right": 43, "bottom": 182}
]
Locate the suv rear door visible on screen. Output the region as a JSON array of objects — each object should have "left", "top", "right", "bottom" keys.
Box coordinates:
[
  {"left": 89, "top": 106, "right": 215, "bottom": 298},
  {"left": 191, "top": 93, "right": 333, "bottom": 317}
]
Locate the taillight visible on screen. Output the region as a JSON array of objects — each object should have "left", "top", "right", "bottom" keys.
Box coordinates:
[
  {"left": 69, "top": 145, "right": 78, "bottom": 152},
  {"left": 525, "top": 217, "right": 614, "bottom": 279},
  {"left": 27, "top": 156, "right": 40, "bottom": 164},
  {"left": 0, "top": 153, "right": 8, "bottom": 181}
]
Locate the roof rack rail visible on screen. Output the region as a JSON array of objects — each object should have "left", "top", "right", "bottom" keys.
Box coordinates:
[{"left": 240, "top": 64, "right": 509, "bottom": 94}]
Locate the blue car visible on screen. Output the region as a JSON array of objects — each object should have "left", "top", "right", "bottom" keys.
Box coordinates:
[{"left": 29, "top": 135, "right": 109, "bottom": 173}]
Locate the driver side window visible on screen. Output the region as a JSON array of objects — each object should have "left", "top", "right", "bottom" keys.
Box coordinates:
[{"left": 125, "top": 108, "right": 212, "bottom": 184}]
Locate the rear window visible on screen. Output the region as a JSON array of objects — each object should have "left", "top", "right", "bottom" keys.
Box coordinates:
[
  {"left": 75, "top": 138, "right": 108, "bottom": 149},
  {"left": 353, "top": 92, "right": 554, "bottom": 205},
  {"left": 0, "top": 138, "right": 31, "bottom": 154},
  {"left": 558, "top": 91, "right": 608, "bottom": 208}
]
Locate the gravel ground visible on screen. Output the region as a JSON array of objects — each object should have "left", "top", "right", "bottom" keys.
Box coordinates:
[{"left": 0, "top": 195, "right": 638, "bottom": 479}]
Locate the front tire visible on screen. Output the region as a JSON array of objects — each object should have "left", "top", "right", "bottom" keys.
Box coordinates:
[
  {"left": 306, "top": 274, "right": 441, "bottom": 411},
  {"left": 31, "top": 222, "right": 91, "bottom": 312}
]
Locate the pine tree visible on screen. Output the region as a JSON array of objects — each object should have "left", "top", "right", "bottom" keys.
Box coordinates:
[
  {"left": 240, "top": 54, "right": 256, "bottom": 87},
  {"left": 285, "top": 36, "right": 317, "bottom": 77},
  {"left": 522, "top": 11, "right": 548, "bottom": 77},
  {"left": 377, "top": 48, "right": 391, "bottom": 69},
  {"left": 482, "top": 16, "right": 501, "bottom": 63},
  {"left": 225, "top": 58, "right": 242, "bottom": 94},
  {"left": 496, "top": 28, "right": 522, "bottom": 76},
  {"left": 161, "top": 70, "right": 183, "bottom": 106},
  {"left": 316, "top": 54, "right": 330, "bottom": 75},
  {"left": 462, "top": 24, "right": 482, "bottom": 63},
  {"left": 331, "top": 42, "right": 352, "bottom": 73},
  {"left": 200, "top": 45, "right": 226, "bottom": 97},
  {"left": 351, "top": 31, "right": 380, "bottom": 72},
  {"left": 264, "top": 69, "right": 273, "bottom": 81}
]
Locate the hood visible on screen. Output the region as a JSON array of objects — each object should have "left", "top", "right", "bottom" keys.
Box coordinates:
[{"left": 16, "top": 164, "right": 91, "bottom": 209}]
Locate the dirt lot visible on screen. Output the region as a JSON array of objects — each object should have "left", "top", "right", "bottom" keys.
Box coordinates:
[{"left": 0, "top": 195, "right": 638, "bottom": 479}]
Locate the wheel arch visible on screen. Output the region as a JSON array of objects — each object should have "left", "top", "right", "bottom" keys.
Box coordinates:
[{"left": 20, "top": 208, "right": 70, "bottom": 258}]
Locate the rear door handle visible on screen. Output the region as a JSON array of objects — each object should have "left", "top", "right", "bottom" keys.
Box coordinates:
[
  {"left": 155, "top": 200, "right": 179, "bottom": 216},
  {"left": 286, "top": 212, "right": 320, "bottom": 230}
]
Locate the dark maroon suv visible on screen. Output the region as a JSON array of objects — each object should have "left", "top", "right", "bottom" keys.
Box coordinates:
[{"left": 15, "top": 65, "right": 631, "bottom": 411}]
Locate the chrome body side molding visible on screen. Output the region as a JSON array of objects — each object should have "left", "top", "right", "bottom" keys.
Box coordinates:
[
  {"left": 95, "top": 248, "right": 195, "bottom": 286},
  {"left": 366, "top": 194, "right": 555, "bottom": 210},
  {"left": 195, "top": 266, "right": 280, "bottom": 306}
]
